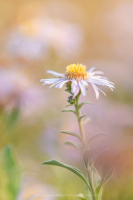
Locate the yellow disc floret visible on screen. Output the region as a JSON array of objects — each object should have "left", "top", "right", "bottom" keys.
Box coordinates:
[{"left": 65, "top": 64, "right": 88, "bottom": 81}]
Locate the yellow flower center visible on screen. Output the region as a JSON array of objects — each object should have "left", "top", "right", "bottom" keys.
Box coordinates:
[{"left": 65, "top": 64, "right": 88, "bottom": 81}]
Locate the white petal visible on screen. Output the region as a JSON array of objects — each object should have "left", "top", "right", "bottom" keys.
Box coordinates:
[
  {"left": 88, "top": 78, "right": 114, "bottom": 88},
  {"left": 79, "top": 81, "right": 86, "bottom": 96},
  {"left": 90, "top": 83, "right": 99, "bottom": 99},
  {"left": 71, "top": 81, "right": 77, "bottom": 94},
  {"left": 87, "top": 66, "right": 95, "bottom": 73},
  {"left": 72, "top": 79, "right": 78, "bottom": 86},
  {"left": 96, "top": 86, "right": 106, "bottom": 96},
  {"left": 91, "top": 71, "right": 104, "bottom": 75},
  {"left": 40, "top": 78, "right": 60, "bottom": 83},
  {"left": 55, "top": 80, "right": 69, "bottom": 88},
  {"left": 73, "top": 84, "right": 80, "bottom": 99},
  {"left": 49, "top": 78, "right": 66, "bottom": 88},
  {"left": 46, "top": 70, "right": 64, "bottom": 77},
  {"left": 81, "top": 80, "right": 89, "bottom": 88}
]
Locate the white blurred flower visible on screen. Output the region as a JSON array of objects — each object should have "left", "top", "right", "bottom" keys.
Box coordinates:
[
  {"left": 0, "top": 68, "right": 44, "bottom": 115},
  {"left": 40, "top": 64, "right": 114, "bottom": 99},
  {"left": 6, "top": 18, "right": 83, "bottom": 60}
]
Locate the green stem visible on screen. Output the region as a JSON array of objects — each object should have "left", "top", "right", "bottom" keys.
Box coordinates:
[{"left": 75, "top": 98, "right": 85, "bottom": 143}]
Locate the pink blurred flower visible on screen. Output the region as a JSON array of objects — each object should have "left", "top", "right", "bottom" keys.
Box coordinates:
[{"left": 0, "top": 68, "right": 44, "bottom": 116}]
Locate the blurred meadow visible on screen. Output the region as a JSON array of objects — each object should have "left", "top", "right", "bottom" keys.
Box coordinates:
[{"left": 0, "top": 0, "right": 133, "bottom": 199}]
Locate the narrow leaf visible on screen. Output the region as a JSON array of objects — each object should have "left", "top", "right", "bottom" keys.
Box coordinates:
[
  {"left": 66, "top": 104, "right": 73, "bottom": 107},
  {"left": 96, "top": 167, "right": 113, "bottom": 197},
  {"left": 64, "top": 141, "right": 83, "bottom": 155},
  {"left": 96, "top": 161, "right": 114, "bottom": 196},
  {"left": 78, "top": 193, "right": 87, "bottom": 200},
  {"left": 78, "top": 114, "right": 86, "bottom": 121},
  {"left": 84, "top": 118, "right": 91, "bottom": 125},
  {"left": 92, "top": 148, "right": 110, "bottom": 164},
  {"left": 61, "top": 109, "right": 76, "bottom": 114},
  {"left": 79, "top": 102, "right": 92, "bottom": 109},
  {"left": 103, "top": 167, "right": 113, "bottom": 184},
  {"left": 83, "top": 149, "right": 97, "bottom": 166},
  {"left": 42, "top": 160, "right": 90, "bottom": 189},
  {"left": 92, "top": 166, "right": 101, "bottom": 188},
  {"left": 60, "top": 130, "right": 82, "bottom": 141},
  {"left": 88, "top": 132, "right": 108, "bottom": 146}
]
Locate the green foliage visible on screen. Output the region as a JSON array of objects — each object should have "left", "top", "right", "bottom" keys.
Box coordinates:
[
  {"left": 0, "top": 145, "right": 21, "bottom": 200},
  {"left": 5, "top": 109, "right": 20, "bottom": 129}
]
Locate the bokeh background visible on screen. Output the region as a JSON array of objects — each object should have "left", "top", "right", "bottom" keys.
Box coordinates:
[{"left": 0, "top": 0, "right": 133, "bottom": 199}]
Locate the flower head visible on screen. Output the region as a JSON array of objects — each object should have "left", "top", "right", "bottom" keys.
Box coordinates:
[{"left": 40, "top": 64, "right": 114, "bottom": 99}]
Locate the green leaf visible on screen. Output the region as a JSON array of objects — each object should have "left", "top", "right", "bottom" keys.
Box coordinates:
[
  {"left": 64, "top": 141, "right": 83, "bottom": 155},
  {"left": 78, "top": 193, "right": 87, "bottom": 200},
  {"left": 78, "top": 114, "right": 86, "bottom": 121},
  {"left": 88, "top": 132, "right": 108, "bottom": 147},
  {"left": 61, "top": 109, "right": 76, "bottom": 114},
  {"left": 60, "top": 130, "right": 82, "bottom": 141},
  {"left": 78, "top": 102, "right": 92, "bottom": 109},
  {"left": 42, "top": 160, "right": 90, "bottom": 189}
]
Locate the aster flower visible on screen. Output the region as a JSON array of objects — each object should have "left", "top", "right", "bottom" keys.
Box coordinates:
[{"left": 40, "top": 64, "right": 114, "bottom": 99}]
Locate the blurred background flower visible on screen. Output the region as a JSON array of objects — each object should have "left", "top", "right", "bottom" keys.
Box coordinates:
[
  {"left": 6, "top": 18, "right": 83, "bottom": 60},
  {"left": 0, "top": 0, "right": 133, "bottom": 199}
]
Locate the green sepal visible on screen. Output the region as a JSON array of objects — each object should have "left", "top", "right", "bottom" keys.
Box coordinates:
[
  {"left": 61, "top": 109, "right": 76, "bottom": 115},
  {"left": 42, "top": 160, "right": 90, "bottom": 190},
  {"left": 88, "top": 132, "right": 108, "bottom": 147},
  {"left": 67, "top": 96, "right": 76, "bottom": 105},
  {"left": 78, "top": 114, "right": 86, "bottom": 121},
  {"left": 78, "top": 102, "right": 92, "bottom": 109},
  {"left": 60, "top": 130, "right": 82, "bottom": 141},
  {"left": 64, "top": 141, "right": 82, "bottom": 155}
]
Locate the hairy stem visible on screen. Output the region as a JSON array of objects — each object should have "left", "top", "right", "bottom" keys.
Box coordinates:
[{"left": 75, "top": 100, "right": 85, "bottom": 143}]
